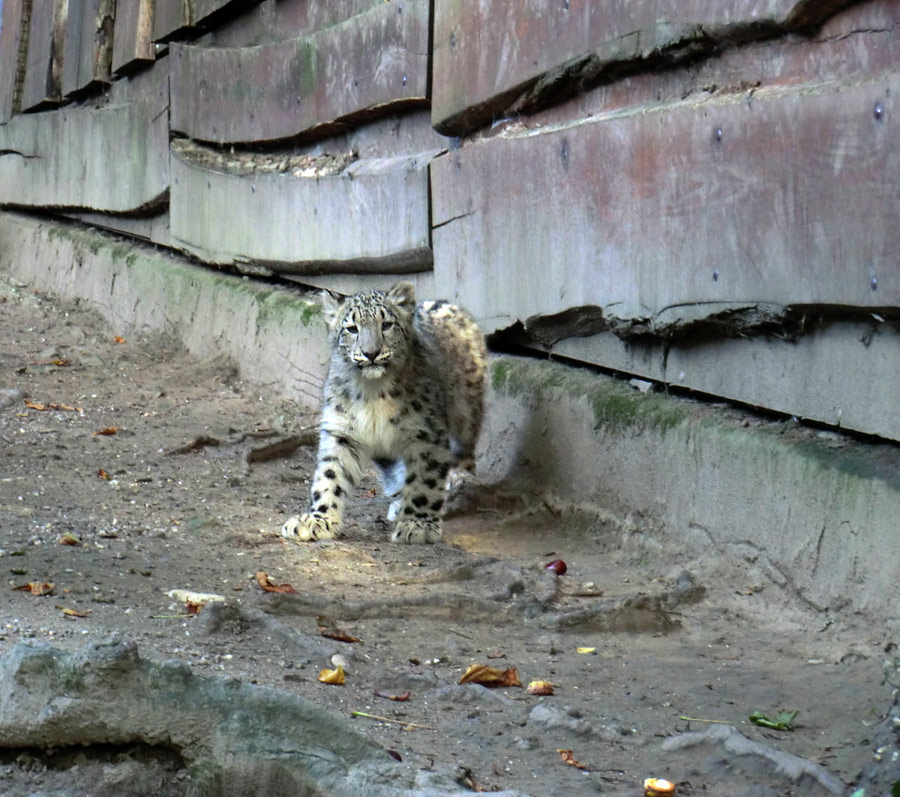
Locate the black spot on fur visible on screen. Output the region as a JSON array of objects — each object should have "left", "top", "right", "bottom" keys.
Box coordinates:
[
  {"left": 415, "top": 512, "right": 431, "bottom": 519},
  {"left": 431, "top": 499, "right": 444, "bottom": 512},
  {"left": 438, "top": 463, "right": 450, "bottom": 479},
  {"left": 312, "top": 491, "right": 322, "bottom": 501},
  {"left": 317, "top": 504, "right": 329, "bottom": 514},
  {"left": 333, "top": 485, "right": 343, "bottom": 497},
  {"left": 423, "top": 478, "right": 438, "bottom": 489},
  {"left": 324, "top": 468, "right": 336, "bottom": 480},
  {"left": 412, "top": 495, "right": 428, "bottom": 508},
  {"left": 331, "top": 502, "right": 338, "bottom": 509},
  {"left": 416, "top": 430, "right": 431, "bottom": 442},
  {"left": 405, "top": 473, "right": 417, "bottom": 485},
  {"left": 411, "top": 400, "right": 423, "bottom": 412},
  {"left": 404, "top": 507, "right": 416, "bottom": 516}
]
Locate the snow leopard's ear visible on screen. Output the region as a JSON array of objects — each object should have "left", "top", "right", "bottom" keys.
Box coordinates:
[
  {"left": 387, "top": 282, "right": 416, "bottom": 318},
  {"left": 320, "top": 289, "right": 345, "bottom": 331}
]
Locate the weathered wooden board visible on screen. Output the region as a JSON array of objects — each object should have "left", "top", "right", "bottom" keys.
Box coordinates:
[
  {"left": 432, "top": 0, "right": 859, "bottom": 135},
  {"left": 170, "top": 0, "right": 429, "bottom": 144},
  {"left": 153, "top": 0, "right": 193, "bottom": 42},
  {"left": 210, "top": 0, "right": 382, "bottom": 47},
  {"left": 0, "top": 64, "right": 169, "bottom": 211},
  {"left": 62, "top": 0, "right": 116, "bottom": 96},
  {"left": 193, "top": 0, "right": 265, "bottom": 29},
  {"left": 168, "top": 143, "right": 436, "bottom": 272},
  {"left": 111, "top": 0, "right": 155, "bottom": 74},
  {"left": 20, "top": 0, "right": 67, "bottom": 110},
  {"left": 0, "top": 0, "right": 32, "bottom": 122},
  {"left": 432, "top": 75, "right": 900, "bottom": 334}
]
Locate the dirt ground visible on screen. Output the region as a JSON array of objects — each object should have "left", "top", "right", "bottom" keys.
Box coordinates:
[{"left": 0, "top": 272, "right": 894, "bottom": 796}]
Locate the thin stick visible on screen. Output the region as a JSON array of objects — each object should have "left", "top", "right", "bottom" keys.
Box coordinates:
[
  {"left": 351, "top": 711, "right": 434, "bottom": 730},
  {"left": 679, "top": 716, "right": 734, "bottom": 724}
]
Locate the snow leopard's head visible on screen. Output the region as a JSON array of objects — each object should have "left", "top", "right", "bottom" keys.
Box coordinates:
[{"left": 322, "top": 282, "right": 416, "bottom": 379}]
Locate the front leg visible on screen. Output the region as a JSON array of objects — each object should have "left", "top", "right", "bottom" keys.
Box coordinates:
[
  {"left": 391, "top": 439, "right": 453, "bottom": 544},
  {"left": 282, "top": 433, "right": 360, "bottom": 542}
]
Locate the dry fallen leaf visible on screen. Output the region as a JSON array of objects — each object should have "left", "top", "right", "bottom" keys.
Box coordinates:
[
  {"left": 113, "top": 336, "right": 126, "bottom": 344},
  {"left": 58, "top": 606, "right": 91, "bottom": 618},
  {"left": 576, "top": 647, "right": 597, "bottom": 654},
  {"left": 24, "top": 400, "right": 82, "bottom": 413},
  {"left": 317, "top": 615, "right": 361, "bottom": 643},
  {"left": 527, "top": 680, "right": 555, "bottom": 696},
  {"left": 557, "top": 749, "right": 588, "bottom": 770},
  {"left": 255, "top": 571, "right": 299, "bottom": 594},
  {"left": 185, "top": 600, "right": 205, "bottom": 615},
  {"left": 97, "top": 468, "right": 111, "bottom": 480},
  {"left": 94, "top": 427, "right": 120, "bottom": 436},
  {"left": 59, "top": 532, "right": 80, "bottom": 546},
  {"left": 14, "top": 581, "right": 55, "bottom": 596},
  {"left": 373, "top": 689, "right": 411, "bottom": 702},
  {"left": 318, "top": 665, "right": 345, "bottom": 685},
  {"left": 30, "top": 358, "right": 70, "bottom": 367},
  {"left": 458, "top": 663, "right": 521, "bottom": 688}
]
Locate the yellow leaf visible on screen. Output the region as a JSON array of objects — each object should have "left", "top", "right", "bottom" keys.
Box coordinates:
[
  {"left": 318, "top": 666, "right": 345, "bottom": 685},
  {"left": 576, "top": 647, "right": 596, "bottom": 654}
]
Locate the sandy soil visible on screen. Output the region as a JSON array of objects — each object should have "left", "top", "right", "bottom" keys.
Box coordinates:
[{"left": 0, "top": 273, "right": 892, "bottom": 796}]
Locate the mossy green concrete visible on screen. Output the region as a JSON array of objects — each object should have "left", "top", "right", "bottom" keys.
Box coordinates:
[{"left": 491, "top": 356, "right": 900, "bottom": 491}]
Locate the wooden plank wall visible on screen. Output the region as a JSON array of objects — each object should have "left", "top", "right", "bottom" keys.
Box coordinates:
[{"left": 0, "top": 0, "right": 898, "bottom": 441}]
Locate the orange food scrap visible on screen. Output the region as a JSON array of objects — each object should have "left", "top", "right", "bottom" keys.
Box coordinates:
[
  {"left": 644, "top": 777, "right": 676, "bottom": 796},
  {"left": 94, "top": 427, "right": 120, "bottom": 436},
  {"left": 526, "top": 680, "right": 555, "bottom": 696}
]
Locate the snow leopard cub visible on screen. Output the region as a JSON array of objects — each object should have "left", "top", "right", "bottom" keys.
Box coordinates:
[{"left": 281, "top": 281, "right": 486, "bottom": 544}]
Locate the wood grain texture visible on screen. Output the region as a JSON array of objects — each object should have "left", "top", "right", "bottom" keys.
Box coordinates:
[
  {"left": 169, "top": 145, "right": 435, "bottom": 272},
  {"left": 20, "top": 0, "right": 67, "bottom": 110},
  {"left": 170, "top": 0, "right": 429, "bottom": 144},
  {"left": 62, "top": 0, "right": 116, "bottom": 96},
  {"left": 432, "top": 0, "right": 862, "bottom": 136},
  {"left": 0, "top": 65, "right": 169, "bottom": 211},
  {"left": 432, "top": 75, "right": 900, "bottom": 333},
  {"left": 111, "top": 0, "right": 155, "bottom": 74},
  {"left": 0, "top": 0, "right": 32, "bottom": 121}
]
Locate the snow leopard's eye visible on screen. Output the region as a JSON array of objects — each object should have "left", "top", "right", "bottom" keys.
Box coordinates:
[
  {"left": 381, "top": 321, "right": 394, "bottom": 332},
  {"left": 345, "top": 324, "right": 358, "bottom": 335}
]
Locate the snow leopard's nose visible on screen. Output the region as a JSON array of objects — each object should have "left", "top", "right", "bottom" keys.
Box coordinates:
[{"left": 362, "top": 347, "right": 380, "bottom": 362}]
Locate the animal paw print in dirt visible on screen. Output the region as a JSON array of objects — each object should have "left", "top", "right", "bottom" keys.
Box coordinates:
[{"left": 281, "top": 513, "right": 338, "bottom": 542}]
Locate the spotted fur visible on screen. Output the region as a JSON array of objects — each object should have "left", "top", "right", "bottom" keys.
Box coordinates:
[{"left": 281, "top": 282, "right": 486, "bottom": 544}]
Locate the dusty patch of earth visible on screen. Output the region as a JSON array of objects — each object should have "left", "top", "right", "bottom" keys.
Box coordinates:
[{"left": 0, "top": 273, "right": 894, "bottom": 796}]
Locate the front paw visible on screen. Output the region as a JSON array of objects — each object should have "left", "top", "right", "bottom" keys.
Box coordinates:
[
  {"left": 281, "top": 513, "right": 338, "bottom": 542},
  {"left": 391, "top": 518, "right": 442, "bottom": 544}
]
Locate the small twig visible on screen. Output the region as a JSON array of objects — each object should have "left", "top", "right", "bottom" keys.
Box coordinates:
[
  {"left": 351, "top": 711, "right": 434, "bottom": 730},
  {"left": 150, "top": 613, "right": 196, "bottom": 619},
  {"left": 679, "top": 716, "right": 734, "bottom": 725},
  {"left": 165, "top": 435, "right": 221, "bottom": 455}
]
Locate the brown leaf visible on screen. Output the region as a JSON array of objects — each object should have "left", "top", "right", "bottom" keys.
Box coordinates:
[
  {"left": 459, "top": 663, "right": 521, "bottom": 688},
  {"left": 97, "top": 468, "right": 111, "bottom": 480},
  {"left": 255, "top": 571, "right": 299, "bottom": 594},
  {"left": 318, "top": 665, "right": 345, "bottom": 684},
  {"left": 25, "top": 400, "right": 83, "bottom": 413},
  {"left": 113, "top": 336, "right": 126, "bottom": 344},
  {"left": 526, "top": 680, "right": 555, "bottom": 696},
  {"left": 316, "top": 615, "right": 361, "bottom": 643},
  {"left": 59, "top": 532, "right": 80, "bottom": 546},
  {"left": 14, "top": 581, "right": 55, "bottom": 596},
  {"left": 24, "top": 399, "right": 47, "bottom": 410},
  {"left": 58, "top": 606, "right": 91, "bottom": 618},
  {"left": 373, "top": 689, "right": 411, "bottom": 702},
  {"left": 557, "top": 749, "right": 588, "bottom": 770},
  {"left": 94, "top": 427, "right": 120, "bottom": 436}
]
